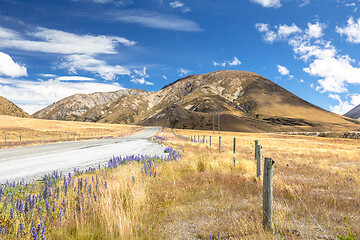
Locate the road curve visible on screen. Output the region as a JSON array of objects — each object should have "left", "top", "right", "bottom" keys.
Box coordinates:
[{"left": 0, "top": 127, "right": 164, "bottom": 184}]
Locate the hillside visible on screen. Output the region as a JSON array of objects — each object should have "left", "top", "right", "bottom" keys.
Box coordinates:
[
  {"left": 33, "top": 70, "right": 360, "bottom": 132},
  {"left": 32, "top": 89, "right": 148, "bottom": 121},
  {"left": 0, "top": 96, "right": 30, "bottom": 118},
  {"left": 344, "top": 104, "right": 360, "bottom": 120}
]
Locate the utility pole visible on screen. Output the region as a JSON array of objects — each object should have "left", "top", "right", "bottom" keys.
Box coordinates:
[
  {"left": 218, "top": 111, "right": 220, "bottom": 134},
  {"left": 212, "top": 112, "right": 215, "bottom": 134}
]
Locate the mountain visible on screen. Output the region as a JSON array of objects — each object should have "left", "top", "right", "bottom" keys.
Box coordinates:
[
  {"left": 0, "top": 96, "right": 30, "bottom": 118},
  {"left": 344, "top": 105, "right": 360, "bottom": 120},
  {"left": 32, "top": 70, "right": 360, "bottom": 132},
  {"left": 32, "top": 89, "right": 148, "bottom": 121}
]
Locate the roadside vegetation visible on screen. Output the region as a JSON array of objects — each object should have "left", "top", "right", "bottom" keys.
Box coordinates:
[
  {"left": 0, "top": 127, "right": 359, "bottom": 239},
  {"left": 0, "top": 115, "right": 144, "bottom": 149}
]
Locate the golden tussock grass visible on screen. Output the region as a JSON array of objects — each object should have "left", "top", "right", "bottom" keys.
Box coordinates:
[
  {"left": 2, "top": 126, "right": 359, "bottom": 239},
  {"left": 0, "top": 115, "right": 144, "bottom": 149}
]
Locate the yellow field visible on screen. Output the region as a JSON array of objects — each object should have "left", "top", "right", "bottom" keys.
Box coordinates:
[
  {"left": 1, "top": 124, "right": 359, "bottom": 239},
  {"left": 0, "top": 115, "right": 144, "bottom": 149}
]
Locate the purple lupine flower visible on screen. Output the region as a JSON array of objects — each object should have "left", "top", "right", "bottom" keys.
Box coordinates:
[
  {"left": 10, "top": 208, "right": 13, "bottom": 219},
  {"left": 104, "top": 181, "right": 107, "bottom": 189},
  {"left": 52, "top": 202, "right": 56, "bottom": 212},
  {"left": 31, "top": 226, "right": 38, "bottom": 240},
  {"left": 41, "top": 226, "right": 46, "bottom": 240},
  {"left": 132, "top": 176, "right": 135, "bottom": 184},
  {"left": 19, "top": 223, "right": 24, "bottom": 236}
]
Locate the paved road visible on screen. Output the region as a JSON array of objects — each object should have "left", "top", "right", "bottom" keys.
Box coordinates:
[{"left": 0, "top": 127, "right": 165, "bottom": 183}]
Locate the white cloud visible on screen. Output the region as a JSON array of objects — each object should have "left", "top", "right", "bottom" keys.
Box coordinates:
[
  {"left": 62, "top": 54, "right": 130, "bottom": 81},
  {"left": 133, "top": 67, "right": 149, "bottom": 78},
  {"left": 169, "top": 1, "right": 190, "bottom": 13},
  {"left": 162, "top": 75, "right": 167, "bottom": 80},
  {"left": 278, "top": 24, "right": 302, "bottom": 38},
  {"left": 336, "top": 17, "right": 360, "bottom": 43},
  {"left": 130, "top": 77, "right": 154, "bottom": 85},
  {"left": 255, "top": 23, "right": 301, "bottom": 43},
  {"left": 250, "top": 0, "right": 281, "bottom": 8},
  {"left": 178, "top": 68, "right": 190, "bottom": 76},
  {"left": 71, "top": 0, "right": 134, "bottom": 5},
  {"left": 0, "top": 27, "right": 135, "bottom": 55},
  {"left": 55, "top": 76, "right": 96, "bottom": 81},
  {"left": 0, "top": 52, "right": 27, "bottom": 78},
  {"left": 306, "top": 22, "right": 325, "bottom": 39},
  {"left": 256, "top": 21, "right": 360, "bottom": 96},
  {"left": 108, "top": 10, "right": 202, "bottom": 32},
  {"left": 299, "top": 0, "right": 310, "bottom": 7},
  {"left": 170, "top": 1, "right": 184, "bottom": 8},
  {"left": 0, "top": 26, "right": 19, "bottom": 39},
  {"left": 329, "top": 93, "right": 360, "bottom": 114},
  {"left": 229, "top": 57, "right": 242, "bottom": 66},
  {"left": 304, "top": 55, "right": 360, "bottom": 93},
  {"left": 130, "top": 66, "right": 153, "bottom": 85},
  {"left": 39, "top": 73, "right": 57, "bottom": 78},
  {"left": 213, "top": 61, "right": 226, "bottom": 67},
  {"left": 277, "top": 64, "right": 290, "bottom": 75},
  {"left": 213, "top": 57, "right": 241, "bottom": 67},
  {"left": 0, "top": 78, "right": 123, "bottom": 114}
]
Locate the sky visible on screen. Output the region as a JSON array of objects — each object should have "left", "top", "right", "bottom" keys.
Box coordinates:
[{"left": 0, "top": 0, "right": 360, "bottom": 115}]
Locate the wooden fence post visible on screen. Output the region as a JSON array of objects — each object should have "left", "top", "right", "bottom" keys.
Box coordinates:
[
  {"left": 233, "top": 137, "right": 236, "bottom": 154},
  {"left": 198, "top": 135, "right": 199, "bottom": 142},
  {"left": 20, "top": 135, "right": 21, "bottom": 141},
  {"left": 256, "top": 145, "right": 262, "bottom": 177},
  {"left": 263, "top": 157, "right": 274, "bottom": 230},
  {"left": 5, "top": 135, "right": 6, "bottom": 142},
  {"left": 219, "top": 136, "right": 221, "bottom": 151},
  {"left": 33, "top": 135, "right": 35, "bottom": 141},
  {"left": 210, "top": 136, "right": 212, "bottom": 146}
]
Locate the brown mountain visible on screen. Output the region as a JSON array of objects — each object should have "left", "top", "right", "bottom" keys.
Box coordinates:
[
  {"left": 32, "top": 70, "right": 360, "bottom": 132},
  {"left": 32, "top": 89, "right": 148, "bottom": 121},
  {"left": 0, "top": 96, "right": 30, "bottom": 118}
]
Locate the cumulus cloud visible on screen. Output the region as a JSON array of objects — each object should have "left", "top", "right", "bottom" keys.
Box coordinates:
[
  {"left": 336, "top": 17, "right": 360, "bottom": 43},
  {"left": 250, "top": 0, "right": 281, "bottom": 8},
  {"left": 255, "top": 23, "right": 301, "bottom": 43},
  {"left": 278, "top": 24, "right": 302, "bottom": 38},
  {"left": 0, "top": 77, "right": 123, "bottom": 114},
  {"left": 162, "top": 75, "right": 167, "bottom": 80},
  {"left": 306, "top": 22, "right": 325, "bottom": 39},
  {"left": 0, "top": 52, "right": 27, "bottom": 78},
  {"left": 256, "top": 20, "right": 360, "bottom": 94},
  {"left": 277, "top": 65, "right": 290, "bottom": 75},
  {"left": 329, "top": 93, "right": 360, "bottom": 114},
  {"left": 213, "top": 57, "right": 241, "bottom": 67}
]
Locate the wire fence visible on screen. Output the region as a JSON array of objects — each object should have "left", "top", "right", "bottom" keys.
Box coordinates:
[{"left": 171, "top": 129, "right": 331, "bottom": 239}]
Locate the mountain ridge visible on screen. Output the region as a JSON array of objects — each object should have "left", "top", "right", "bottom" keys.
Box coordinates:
[{"left": 32, "top": 70, "right": 360, "bottom": 132}]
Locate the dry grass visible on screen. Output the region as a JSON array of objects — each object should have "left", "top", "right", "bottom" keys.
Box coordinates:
[
  {"left": 1, "top": 127, "right": 359, "bottom": 239},
  {"left": 0, "top": 115, "right": 144, "bottom": 149}
]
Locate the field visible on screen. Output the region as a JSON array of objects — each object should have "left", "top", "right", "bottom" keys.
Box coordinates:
[
  {"left": 0, "top": 126, "right": 359, "bottom": 239},
  {"left": 0, "top": 115, "right": 145, "bottom": 149}
]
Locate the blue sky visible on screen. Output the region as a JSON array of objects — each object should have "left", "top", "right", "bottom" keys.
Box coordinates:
[{"left": 0, "top": 0, "right": 360, "bottom": 114}]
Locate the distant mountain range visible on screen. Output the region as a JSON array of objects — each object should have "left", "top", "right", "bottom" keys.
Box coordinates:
[
  {"left": 31, "top": 70, "right": 360, "bottom": 132},
  {"left": 344, "top": 105, "right": 360, "bottom": 120},
  {"left": 0, "top": 96, "right": 29, "bottom": 118}
]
